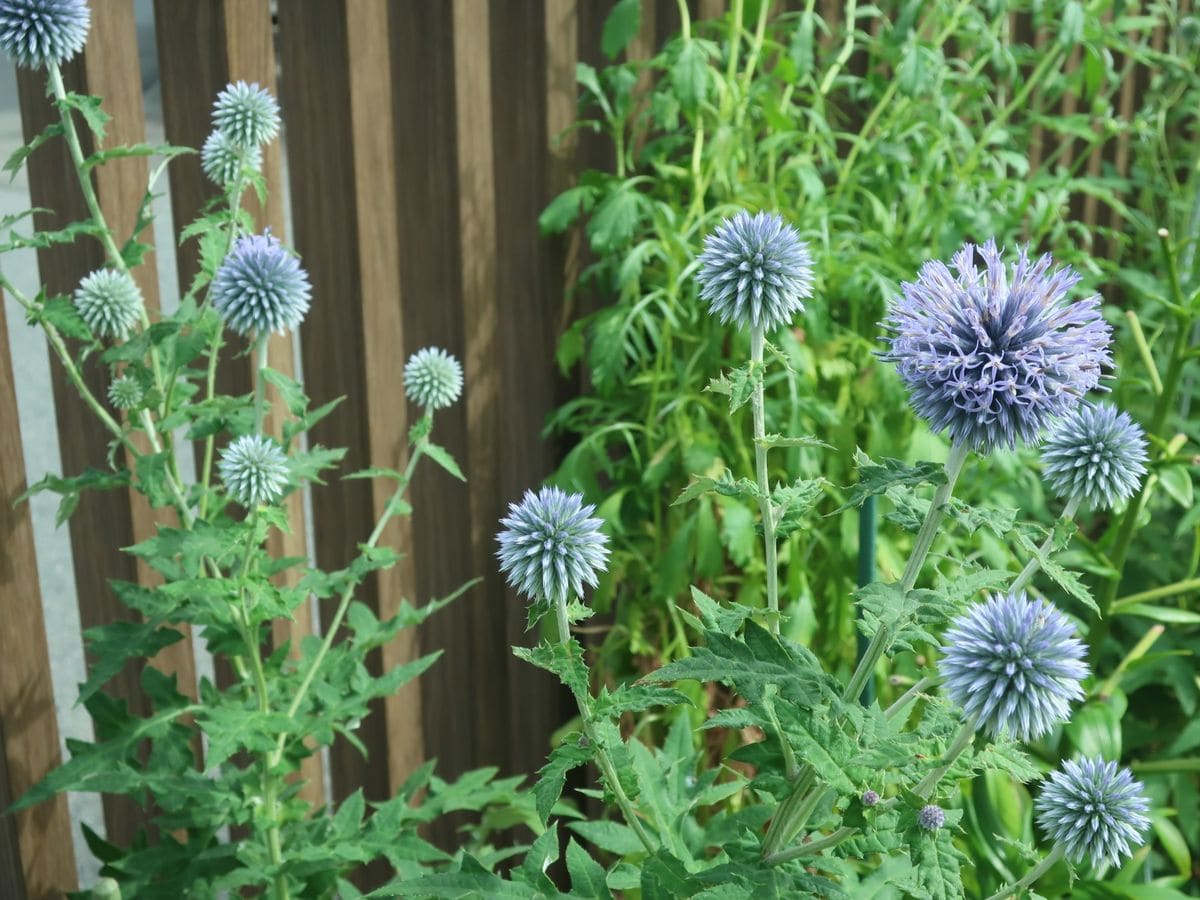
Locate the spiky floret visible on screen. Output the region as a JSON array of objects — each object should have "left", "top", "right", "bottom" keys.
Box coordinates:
[
  {"left": 218, "top": 434, "right": 289, "bottom": 507},
  {"left": 1041, "top": 403, "right": 1148, "bottom": 509},
  {"left": 918, "top": 804, "right": 945, "bottom": 831},
  {"left": 1036, "top": 757, "right": 1150, "bottom": 867},
  {"left": 107, "top": 373, "right": 143, "bottom": 410},
  {"left": 496, "top": 486, "right": 610, "bottom": 605},
  {"left": 403, "top": 347, "right": 463, "bottom": 410},
  {"left": 880, "top": 240, "right": 1112, "bottom": 453},
  {"left": 695, "top": 210, "right": 813, "bottom": 332},
  {"left": 200, "top": 129, "right": 263, "bottom": 187},
  {"left": 861, "top": 790, "right": 880, "bottom": 808},
  {"left": 209, "top": 233, "right": 311, "bottom": 336},
  {"left": 940, "top": 592, "right": 1088, "bottom": 741},
  {"left": 73, "top": 269, "right": 144, "bottom": 340},
  {"left": 212, "top": 80, "right": 280, "bottom": 148},
  {"left": 0, "top": 0, "right": 89, "bottom": 68}
]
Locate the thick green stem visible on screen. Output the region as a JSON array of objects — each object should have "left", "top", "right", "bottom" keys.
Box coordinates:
[
  {"left": 750, "top": 326, "right": 781, "bottom": 633},
  {"left": 884, "top": 674, "right": 942, "bottom": 722},
  {"left": 763, "top": 825, "right": 856, "bottom": 867},
  {"left": 912, "top": 718, "right": 976, "bottom": 799},
  {"left": 984, "top": 845, "right": 1065, "bottom": 900},
  {"left": 553, "top": 593, "right": 658, "bottom": 855},
  {"left": 254, "top": 335, "right": 269, "bottom": 434},
  {"left": 1010, "top": 495, "right": 1081, "bottom": 595}
]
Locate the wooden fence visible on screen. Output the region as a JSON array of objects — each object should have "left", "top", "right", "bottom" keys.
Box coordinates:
[{"left": 0, "top": 0, "right": 1184, "bottom": 896}]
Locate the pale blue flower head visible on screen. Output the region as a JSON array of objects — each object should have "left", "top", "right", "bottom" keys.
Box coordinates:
[
  {"left": 940, "top": 592, "right": 1088, "bottom": 741},
  {"left": 696, "top": 210, "right": 813, "bottom": 332},
  {"left": 1036, "top": 757, "right": 1149, "bottom": 867},
  {"left": 497, "top": 486, "right": 609, "bottom": 605},
  {"left": 0, "top": 0, "right": 89, "bottom": 68},
  {"left": 1041, "top": 403, "right": 1147, "bottom": 509},
  {"left": 881, "top": 240, "right": 1112, "bottom": 453},
  {"left": 212, "top": 80, "right": 280, "bottom": 149},
  {"left": 107, "top": 373, "right": 143, "bottom": 411},
  {"left": 201, "top": 129, "right": 263, "bottom": 187},
  {"left": 210, "top": 233, "right": 311, "bottom": 337},
  {"left": 404, "top": 347, "right": 463, "bottom": 410},
  {"left": 219, "top": 434, "right": 288, "bottom": 507},
  {"left": 74, "top": 269, "right": 143, "bottom": 339},
  {"left": 918, "top": 804, "right": 945, "bottom": 831}
]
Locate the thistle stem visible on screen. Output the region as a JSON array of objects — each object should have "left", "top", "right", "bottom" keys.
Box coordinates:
[
  {"left": 984, "top": 844, "right": 1065, "bottom": 900},
  {"left": 762, "top": 825, "right": 856, "bottom": 867},
  {"left": 750, "top": 325, "right": 780, "bottom": 634},
  {"left": 884, "top": 674, "right": 942, "bottom": 721},
  {"left": 254, "top": 335, "right": 269, "bottom": 434},
  {"left": 912, "top": 717, "right": 976, "bottom": 799},
  {"left": 1010, "top": 495, "right": 1081, "bottom": 595},
  {"left": 553, "top": 593, "right": 658, "bottom": 855}
]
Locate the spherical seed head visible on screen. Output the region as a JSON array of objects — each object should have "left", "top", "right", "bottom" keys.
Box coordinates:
[
  {"left": 107, "top": 373, "right": 143, "bottom": 410},
  {"left": 1041, "top": 403, "right": 1148, "bottom": 509},
  {"left": 73, "top": 269, "right": 143, "bottom": 340},
  {"left": 210, "top": 233, "right": 312, "bottom": 337},
  {"left": 880, "top": 240, "right": 1112, "bottom": 453},
  {"left": 212, "top": 80, "right": 280, "bottom": 149},
  {"left": 496, "top": 486, "right": 610, "bottom": 605},
  {"left": 1036, "top": 757, "right": 1150, "bottom": 867},
  {"left": 918, "top": 804, "right": 945, "bottom": 831},
  {"left": 695, "top": 210, "right": 813, "bottom": 332},
  {"left": 200, "top": 129, "right": 263, "bottom": 187},
  {"left": 861, "top": 790, "right": 880, "bottom": 808},
  {"left": 218, "top": 434, "right": 289, "bottom": 507},
  {"left": 403, "top": 347, "right": 463, "bottom": 410},
  {"left": 0, "top": 0, "right": 88, "bottom": 68},
  {"left": 940, "top": 592, "right": 1088, "bottom": 741}
]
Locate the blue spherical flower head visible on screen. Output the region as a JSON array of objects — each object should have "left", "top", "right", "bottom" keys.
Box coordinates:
[
  {"left": 212, "top": 80, "right": 280, "bottom": 149},
  {"left": 201, "top": 129, "right": 263, "bottom": 187},
  {"left": 219, "top": 434, "right": 289, "bottom": 507},
  {"left": 74, "top": 269, "right": 144, "bottom": 340},
  {"left": 940, "top": 592, "right": 1088, "bottom": 741},
  {"left": 1036, "top": 757, "right": 1149, "bottom": 867},
  {"left": 696, "top": 210, "right": 813, "bottom": 332},
  {"left": 0, "top": 0, "right": 89, "bottom": 68},
  {"left": 881, "top": 240, "right": 1112, "bottom": 453},
  {"left": 918, "top": 804, "right": 945, "bottom": 831},
  {"left": 404, "top": 347, "right": 463, "bottom": 410},
  {"left": 496, "top": 486, "right": 610, "bottom": 606},
  {"left": 1041, "top": 403, "right": 1147, "bottom": 509},
  {"left": 861, "top": 790, "right": 880, "bottom": 808},
  {"left": 210, "top": 233, "right": 312, "bottom": 337}
]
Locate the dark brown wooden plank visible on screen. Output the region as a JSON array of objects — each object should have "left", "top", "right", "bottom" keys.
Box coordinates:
[
  {"left": 153, "top": 0, "right": 323, "bottom": 806},
  {"left": 15, "top": 0, "right": 193, "bottom": 845},
  {"left": 0, "top": 302, "right": 77, "bottom": 900}
]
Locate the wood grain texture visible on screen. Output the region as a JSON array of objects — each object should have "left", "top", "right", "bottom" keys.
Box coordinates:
[
  {"left": 0, "top": 301, "right": 76, "bottom": 900},
  {"left": 15, "top": 0, "right": 192, "bottom": 845},
  {"left": 154, "top": 0, "right": 322, "bottom": 805}
]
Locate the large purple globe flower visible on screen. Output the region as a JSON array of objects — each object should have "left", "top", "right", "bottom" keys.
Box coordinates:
[
  {"left": 695, "top": 210, "right": 813, "bottom": 332},
  {"left": 940, "top": 592, "right": 1088, "bottom": 741},
  {"left": 1036, "top": 757, "right": 1149, "bottom": 867},
  {"left": 210, "top": 233, "right": 312, "bottom": 337},
  {"left": 881, "top": 240, "right": 1111, "bottom": 453}
]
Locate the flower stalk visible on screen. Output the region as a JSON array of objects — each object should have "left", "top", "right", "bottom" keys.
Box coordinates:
[{"left": 750, "top": 325, "right": 780, "bottom": 634}]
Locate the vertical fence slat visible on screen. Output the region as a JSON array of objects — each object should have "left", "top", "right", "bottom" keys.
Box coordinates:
[
  {"left": 277, "top": 5, "right": 415, "bottom": 864},
  {"left": 0, "top": 301, "right": 77, "bottom": 900},
  {"left": 153, "top": 0, "right": 323, "bottom": 807},
  {"left": 14, "top": 0, "right": 194, "bottom": 845}
]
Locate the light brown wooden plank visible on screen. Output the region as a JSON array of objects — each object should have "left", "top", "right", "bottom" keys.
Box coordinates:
[{"left": 0, "top": 300, "right": 77, "bottom": 900}]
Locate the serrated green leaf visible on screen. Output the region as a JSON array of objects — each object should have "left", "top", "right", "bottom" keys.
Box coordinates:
[
  {"left": 838, "top": 453, "right": 948, "bottom": 513},
  {"left": 423, "top": 442, "right": 465, "bottom": 481},
  {"left": 601, "top": 0, "right": 640, "bottom": 59},
  {"left": 566, "top": 838, "right": 613, "bottom": 898}
]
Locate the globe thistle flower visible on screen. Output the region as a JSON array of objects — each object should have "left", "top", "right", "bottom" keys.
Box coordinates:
[
  {"left": 496, "top": 486, "right": 610, "bottom": 605},
  {"left": 695, "top": 210, "right": 813, "bottom": 332},
  {"left": 209, "top": 233, "right": 311, "bottom": 337},
  {"left": 73, "top": 269, "right": 143, "bottom": 340},
  {"left": 1036, "top": 757, "right": 1149, "bottom": 867},
  {"left": 861, "top": 790, "right": 880, "bottom": 808},
  {"left": 107, "top": 373, "right": 143, "bottom": 411},
  {"left": 1041, "top": 403, "right": 1148, "bottom": 509},
  {"left": 404, "top": 347, "right": 463, "bottom": 410},
  {"left": 212, "top": 80, "right": 280, "bottom": 149},
  {"left": 218, "top": 434, "right": 289, "bottom": 507},
  {"left": 200, "top": 129, "right": 263, "bottom": 187},
  {"left": 918, "top": 804, "right": 945, "bottom": 831},
  {"left": 0, "top": 0, "right": 89, "bottom": 69},
  {"left": 880, "top": 240, "right": 1111, "bottom": 453},
  {"left": 940, "top": 592, "right": 1088, "bottom": 741}
]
